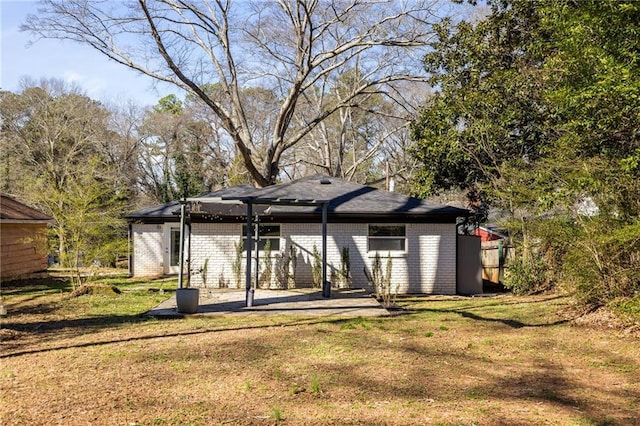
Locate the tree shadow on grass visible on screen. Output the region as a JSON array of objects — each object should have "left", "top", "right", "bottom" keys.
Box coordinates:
[
  {"left": 483, "top": 357, "right": 640, "bottom": 425},
  {"left": 1, "top": 277, "right": 72, "bottom": 296},
  {"left": 0, "top": 314, "right": 353, "bottom": 359},
  {"left": 452, "top": 309, "right": 569, "bottom": 328},
  {"left": 404, "top": 307, "right": 570, "bottom": 329},
  {"left": 401, "top": 295, "right": 571, "bottom": 329}
]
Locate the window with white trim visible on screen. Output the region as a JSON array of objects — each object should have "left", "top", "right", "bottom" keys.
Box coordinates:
[
  {"left": 242, "top": 224, "right": 281, "bottom": 251},
  {"left": 368, "top": 224, "right": 406, "bottom": 252}
]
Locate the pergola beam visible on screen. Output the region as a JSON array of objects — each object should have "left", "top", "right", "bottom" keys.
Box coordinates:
[{"left": 182, "top": 195, "right": 332, "bottom": 308}]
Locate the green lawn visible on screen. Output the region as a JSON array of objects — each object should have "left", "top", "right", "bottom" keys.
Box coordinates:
[{"left": 1, "top": 277, "right": 639, "bottom": 425}]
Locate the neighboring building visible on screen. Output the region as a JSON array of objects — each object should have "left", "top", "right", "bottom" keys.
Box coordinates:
[
  {"left": 126, "top": 175, "right": 477, "bottom": 294},
  {"left": 474, "top": 225, "right": 508, "bottom": 243},
  {"left": 0, "top": 194, "right": 54, "bottom": 280}
]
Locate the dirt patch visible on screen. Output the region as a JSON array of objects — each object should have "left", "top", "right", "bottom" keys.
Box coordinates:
[
  {"left": 67, "top": 283, "right": 122, "bottom": 298},
  {"left": 570, "top": 305, "right": 640, "bottom": 338}
]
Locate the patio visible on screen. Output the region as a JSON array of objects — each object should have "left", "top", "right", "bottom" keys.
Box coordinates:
[{"left": 147, "top": 288, "right": 390, "bottom": 317}]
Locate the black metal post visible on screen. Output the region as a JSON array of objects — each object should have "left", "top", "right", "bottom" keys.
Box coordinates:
[
  {"left": 254, "top": 216, "right": 260, "bottom": 293},
  {"left": 322, "top": 202, "right": 330, "bottom": 298},
  {"left": 245, "top": 202, "right": 254, "bottom": 307},
  {"left": 177, "top": 200, "right": 186, "bottom": 289}
]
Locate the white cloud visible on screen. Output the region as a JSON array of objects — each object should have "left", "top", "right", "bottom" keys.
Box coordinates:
[{"left": 62, "top": 70, "right": 107, "bottom": 97}]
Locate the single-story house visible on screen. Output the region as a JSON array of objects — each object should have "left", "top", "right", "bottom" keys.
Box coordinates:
[
  {"left": 126, "top": 175, "right": 480, "bottom": 295},
  {"left": 0, "top": 194, "right": 54, "bottom": 281}
]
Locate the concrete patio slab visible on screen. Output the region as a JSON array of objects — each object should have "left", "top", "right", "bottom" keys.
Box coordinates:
[{"left": 147, "top": 288, "right": 389, "bottom": 318}]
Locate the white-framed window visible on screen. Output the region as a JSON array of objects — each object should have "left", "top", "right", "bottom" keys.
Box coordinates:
[
  {"left": 368, "top": 224, "right": 406, "bottom": 252},
  {"left": 242, "top": 224, "right": 281, "bottom": 251}
]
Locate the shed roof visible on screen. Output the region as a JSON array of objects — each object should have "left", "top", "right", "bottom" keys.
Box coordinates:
[
  {"left": 126, "top": 175, "right": 468, "bottom": 223},
  {"left": 0, "top": 194, "right": 54, "bottom": 223}
]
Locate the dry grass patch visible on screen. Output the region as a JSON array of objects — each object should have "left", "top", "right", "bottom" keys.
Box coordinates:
[{"left": 1, "top": 280, "right": 639, "bottom": 425}]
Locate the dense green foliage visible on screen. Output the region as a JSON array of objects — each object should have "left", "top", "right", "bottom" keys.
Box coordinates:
[{"left": 412, "top": 0, "right": 640, "bottom": 305}]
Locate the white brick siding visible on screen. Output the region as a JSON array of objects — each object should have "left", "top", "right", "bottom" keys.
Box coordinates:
[
  {"left": 189, "top": 223, "right": 243, "bottom": 288},
  {"left": 412, "top": 223, "right": 457, "bottom": 294},
  {"left": 132, "top": 220, "right": 457, "bottom": 294},
  {"left": 132, "top": 224, "right": 164, "bottom": 276}
]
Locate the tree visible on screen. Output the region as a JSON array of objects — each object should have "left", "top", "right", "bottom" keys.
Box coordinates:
[
  {"left": 138, "top": 93, "right": 232, "bottom": 203},
  {"left": 24, "top": 0, "right": 444, "bottom": 186},
  {"left": 411, "top": 1, "right": 552, "bottom": 200},
  {"left": 0, "top": 79, "right": 128, "bottom": 285},
  {"left": 100, "top": 99, "right": 147, "bottom": 205},
  {"left": 411, "top": 0, "right": 640, "bottom": 303},
  {"left": 293, "top": 69, "right": 424, "bottom": 188},
  {"left": 536, "top": 0, "right": 640, "bottom": 303}
]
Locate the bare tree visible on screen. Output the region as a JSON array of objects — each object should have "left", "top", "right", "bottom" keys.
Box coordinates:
[
  {"left": 100, "top": 99, "right": 146, "bottom": 203},
  {"left": 288, "top": 70, "right": 430, "bottom": 189},
  {"left": 0, "top": 79, "right": 127, "bottom": 283},
  {"left": 138, "top": 94, "right": 232, "bottom": 203},
  {"left": 24, "top": 0, "right": 443, "bottom": 186}
]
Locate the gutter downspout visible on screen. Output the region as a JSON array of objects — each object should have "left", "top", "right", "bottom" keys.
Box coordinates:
[{"left": 127, "top": 222, "right": 133, "bottom": 277}]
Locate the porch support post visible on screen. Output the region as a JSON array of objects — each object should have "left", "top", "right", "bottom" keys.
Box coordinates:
[
  {"left": 177, "top": 200, "right": 187, "bottom": 289},
  {"left": 245, "top": 201, "right": 254, "bottom": 307},
  {"left": 322, "top": 202, "right": 330, "bottom": 298}
]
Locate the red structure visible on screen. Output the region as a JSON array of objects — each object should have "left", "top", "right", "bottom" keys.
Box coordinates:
[{"left": 474, "top": 226, "right": 508, "bottom": 243}]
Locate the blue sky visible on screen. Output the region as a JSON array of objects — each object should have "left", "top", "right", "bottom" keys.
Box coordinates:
[{"left": 1, "top": 1, "right": 173, "bottom": 106}]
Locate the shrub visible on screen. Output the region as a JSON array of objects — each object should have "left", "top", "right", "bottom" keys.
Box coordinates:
[
  {"left": 339, "top": 246, "right": 351, "bottom": 288},
  {"left": 563, "top": 219, "right": 640, "bottom": 306},
  {"left": 372, "top": 252, "right": 397, "bottom": 306},
  {"left": 260, "top": 239, "right": 273, "bottom": 288},
  {"left": 312, "top": 244, "right": 322, "bottom": 288},
  {"left": 232, "top": 238, "right": 243, "bottom": 288},
  {"left": 277, "top": 244, "right": 298, "bottom": 289},
  {"left": 503, "top": 256, "right": 549, "bottom": 295}
]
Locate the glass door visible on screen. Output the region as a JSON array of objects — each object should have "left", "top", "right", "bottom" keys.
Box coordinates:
[{"left": 165, "top": 225, "right": 182, "bottom": 274}]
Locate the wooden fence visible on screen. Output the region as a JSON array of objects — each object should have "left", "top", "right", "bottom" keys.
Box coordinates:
[{"left": 480, "top": 240, "right": 514, "bottom": 285}]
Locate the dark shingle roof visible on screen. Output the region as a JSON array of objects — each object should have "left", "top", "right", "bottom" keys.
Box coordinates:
[
  {"left": 126, "top": 175, "right": 468, "bottom": 222},
  {"left": 125, "top": 186, "right": 259, "bottom": 220},
  {"left": 0, "top": 194, "right": 54, "bottom": 222},
  {"left": 235, "top": 175, "right": 468, "bottom": 219},
  {"left": 124, "top": 200, "right": 181, "bottom": 220}
]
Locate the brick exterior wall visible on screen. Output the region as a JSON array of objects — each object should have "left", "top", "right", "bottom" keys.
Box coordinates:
[
  {"left": 189, "top": 223, "right": 243, "bottom": 288},
  {"left": 180, "top": 222, "right": 457, "bottom": 294},
  {"left": 132, "top": 223, "right": 164, "bottom": 276},
  {"left": 133, "top": 221, "right": 457, "bottom": 294}
]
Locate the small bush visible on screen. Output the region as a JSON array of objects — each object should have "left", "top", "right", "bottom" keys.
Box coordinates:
[
  {"left": 338, "top": 246, "right": 351, "bottom": 288},
  {"left": 563, "top": 220, "right": 640, "bottom": 306},
  {"left": 260, "top": 239, "right": 273, "bottom": 288},
  {"left": 232, "top": 238, "right": 243, "bottom": 288},
  {"left": 503, "top": 256, "right": 550, "bottom": 295},
  {"left": 312, "top": 245, "right": 322, "bottom": 288},
  {"left": 372, "top": 252, "right": 397, "bottom": 306}
]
